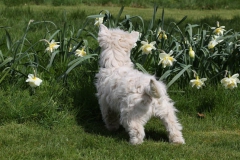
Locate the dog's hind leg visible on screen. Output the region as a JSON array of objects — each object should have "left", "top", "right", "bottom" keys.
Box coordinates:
[
  {"left": 99, "top": 99, "right": 120, "bottom": 131},
  {"left": 155, "top": 100, "right": 185, "bottom": 144}
]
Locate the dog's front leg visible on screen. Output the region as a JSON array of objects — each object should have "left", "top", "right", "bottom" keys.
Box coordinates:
[
  {"left": 99, "top": 98, "right": 120, "bottom": 131},
  {"left": 122, "top": 119, "right": 145, "bottom": 145}
]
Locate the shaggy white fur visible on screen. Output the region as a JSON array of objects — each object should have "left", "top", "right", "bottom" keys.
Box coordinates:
[{"left": 95, "top": 24, "right": 185, "bottom": 145}]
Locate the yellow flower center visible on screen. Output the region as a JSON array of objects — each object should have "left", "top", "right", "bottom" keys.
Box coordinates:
[
  {"left": 49, "top": 43, "right": 56, "bottom": 49},
  {"left": 168, "top": 57, "right": 174, "bottom": 61},
  {"left": 81, "top": 49, "right": 86, "bottom": 56},
  {"left": 164, "top": 34, "right": 167, "bottom": 39},
  {"left": 195, "top": 81, "right": 201, "bottom": 86},
  {"left": 158, "top": 33, "right": 167, "bottom": 40},
  {"left": 143, "top": 44, "right": 152, "bottom": 52},
  {"left": 162, "top": 56, "right": 174, "bottom": 62},
  {"left": 194, "top": 76, "right": 202, "bottom": 86},
  {"left": 208, "top": 42, "right": 214, "bottom": 49},
  {"left": 215, "top": 28, "right": 221, "bottom": 34},
  {"left": 158, "top": 33, "right": 163, "bottom": 39},
  {"left": 227, "top": 80, "right": 235, "bottom": 87},
  {"left": 76, "top": 48, "right": 86, "bottom": 57}
]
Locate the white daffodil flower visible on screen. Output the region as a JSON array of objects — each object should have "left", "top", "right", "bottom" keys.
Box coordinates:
[
  {"left": 189, "top": 47, "right": 195, "bottom": 58},
  {"left": 190, "top": 76, "right": 207, "bottom": 89},
  {"left": 158, "top": 50, "right": 176, "bottom": 68},
  {"left": 133, "top": 43, "right": 137, "bottom": 48},
  {"left": 211, "top": 21, "right": 225, "bottom": 36},
  {"left": 140, "top": 40, "right": 156, "bottom": 54},
  {"left": 26, "top": 74, "right": 42, "bottom": 87},
  {"left": 212, "top": 26, "right": 225, "bottom": 36},
  {"left": 75, "top": 47, "right": 86, "bottom": 57},
  {"left": 94, "top": 16, "right": 104, "bottom": 26},
  {"left": 208, "top": 36, "right": 223, "bottom": 49},
  {"left": 45, "top": 39, "right": 60, "bottom": 53},
  {"left": 221, "top": 73, "right": 240, "bottom": 89}
]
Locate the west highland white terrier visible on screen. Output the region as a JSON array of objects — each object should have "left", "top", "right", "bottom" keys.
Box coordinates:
[{"left": 95, "top": 24, "right": 185, "bottom": 145}]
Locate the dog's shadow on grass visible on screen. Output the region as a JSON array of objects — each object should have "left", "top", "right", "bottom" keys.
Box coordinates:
[
  {"left": 145, "top": 128, "right": 169, "bottom": 142},
  {"left": 77, "top": 116, "right": 169, "bottom": 143},
  {"left": 72, "top": 86, "right": 169, "bottom": 143},
  {"left": 72, "top": 86, "right": 129, "bottom": 142}
]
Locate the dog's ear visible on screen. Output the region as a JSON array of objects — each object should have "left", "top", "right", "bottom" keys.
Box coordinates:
[
  {"left": 99, "top": 24, "right": 109, "bottom": 33},
  {"left": 130, "top": 31, "right": 140, "bottom": 42}
]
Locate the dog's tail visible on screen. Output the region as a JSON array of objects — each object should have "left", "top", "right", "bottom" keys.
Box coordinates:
[{"left": 145, "top": 79, "right": 161, "bottom": 98}]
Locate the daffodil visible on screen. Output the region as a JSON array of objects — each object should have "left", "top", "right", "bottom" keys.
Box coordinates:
[
  {"left": 189, "top": 47, "right": 195, "bottom": 58},
  {"left": 208, "top": 39, "right": 218, "bottom": 49},
  {"left": 213, "top": 26, "right": 225, "bottom": 36},
  {"left": 94, "top": 16, "right": 103, "bottom": 26},
  {"left": 75, "top": 47, "right": 86, "bottom": 57},
  {"left": 157, "top": 27, "right": 167, "bottom": 40},
  {"left": 44, "top": 39, "right": 60, "bottom": 53},
  {"left": 208, "top": 36, "right": 223, "bottom": 49},
  {"left": 158, "top": 50, "right": 176, "bottom": 68},
  {"left": 190, "top": 76, "right": 207, "bottom": 89},
  {"left": 221, "top": 73, "right": 240, "bottom": 89},
  {"left": 211, "top": 21, "right": 225, "bottom": 36},
  {"left": 133, "top": 43, "right": 137, "bottom": 48},
  {"left": 139, "top": 40, "right": 156, "bottom": 54},
  {"left": 26, "top": 74, "right": 42, "bottom": 87}
]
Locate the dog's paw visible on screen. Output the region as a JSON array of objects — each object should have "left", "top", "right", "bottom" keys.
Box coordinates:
[
  {"left": 130, "top": 137, "right": 143, "bottom": 145},
  {"left": 169, "top": 136, "right": 185, "bottom": 144}
]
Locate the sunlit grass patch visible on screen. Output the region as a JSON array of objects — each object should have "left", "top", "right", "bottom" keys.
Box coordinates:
[{"left": 0, "top": 120, "right": 239, "bottom": 159}]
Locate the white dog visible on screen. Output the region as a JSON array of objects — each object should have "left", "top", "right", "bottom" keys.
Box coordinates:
[{"left": 95, "top": 24, "right": 185, "bottom": 145}]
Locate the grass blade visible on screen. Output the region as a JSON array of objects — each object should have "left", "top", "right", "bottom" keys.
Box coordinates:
[
  {"left": 161, "top": 8, "right": 164, "bottom": 29},
  {"left": 115, "top": 6, "right": 124, "bottom": 27},
  {"left": 0, "top": 67, "right": 10, "bottom": 84},
  {"left": 0, "top": 50, "right": 3, "bottom": 62},
  {"left": 49, "top": 30, "right": 60, "bottom": 41},
  {"left": 159, "top": 70, "right": 172, "bottom": 81},
  {"left": 135, "top": 63, "right": 148, "bottom": 73},
  {"left": 5, "top": 29, "right": 12, "bottom": 50},
  {"left": 46, "top": 50, "right": 59, "bottom": 69},
  {"left": 0, "top": 57, "right": 13, "bottom": 68},
  {"left": 167, "top": 65, "right": 191, "bottom": 88},
  {"left": 176, "top": 15, "right": 187, "bottom": 25},
  {"left": 65, "top": 54, "right": 97, "bottom": 75}
]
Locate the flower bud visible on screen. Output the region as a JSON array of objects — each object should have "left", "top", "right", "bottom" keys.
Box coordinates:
[{"left": 189, "top": 47, "right": 195, "bottom": 58}]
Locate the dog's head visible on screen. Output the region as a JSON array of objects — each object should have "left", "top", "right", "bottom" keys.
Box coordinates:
[
  {"left": 98, "top": 24, "right": 139, "bottom": 51},
  {"left": 98, "top": 24, "right": 139, "bottom": 68}
]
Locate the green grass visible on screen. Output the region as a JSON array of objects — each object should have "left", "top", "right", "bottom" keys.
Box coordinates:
[
  {"left": 1, "top": 5, "right": 240, "bottom": 42},
  {"left": 1, "top": 4, "right": 240, "bottom": 20},
  {"left": 0, "top": 82, "right": 240, "bottom": 159},
  {"left": 1, "top": 4, "right": 240, "bottom": 159},
  {"left": 2, "top": 0, "right": 240, "bottom": 9},
  {"left": 1, "top": 121, "right": 239, "bottom": 159}
]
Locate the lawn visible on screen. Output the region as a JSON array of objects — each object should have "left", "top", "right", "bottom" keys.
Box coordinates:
[
  {"left": 0, "top": 3, "right": 240, "bottom": 159},
  {"left": 1, "top": 86, "right": 240, "bottom": 159}
]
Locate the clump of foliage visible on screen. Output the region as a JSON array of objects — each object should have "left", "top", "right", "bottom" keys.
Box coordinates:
[{"left": 1, "top": 5, "right": 240, "bottom": 125}]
